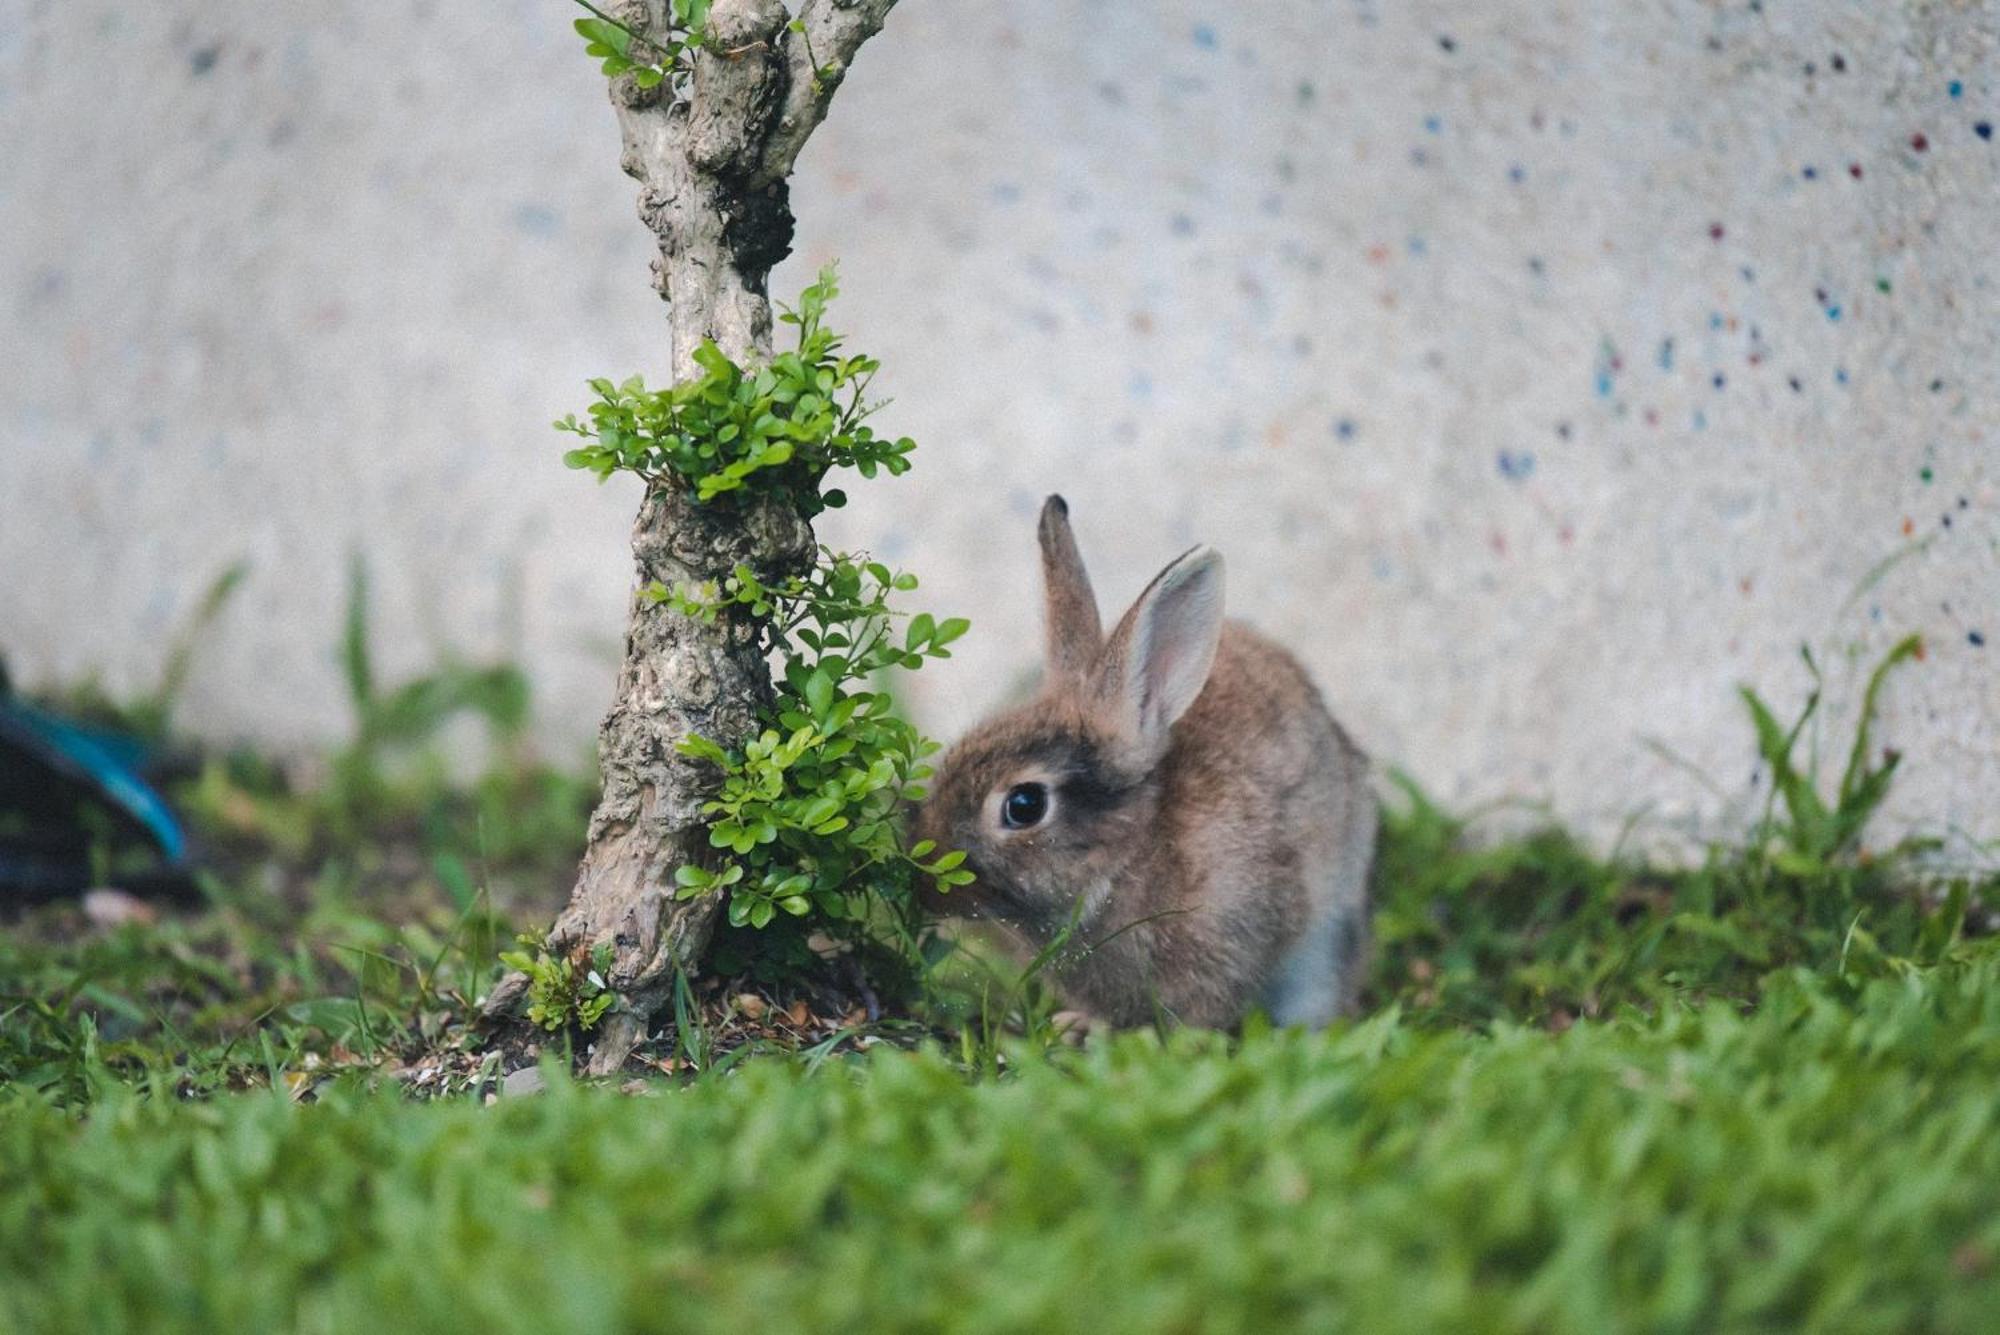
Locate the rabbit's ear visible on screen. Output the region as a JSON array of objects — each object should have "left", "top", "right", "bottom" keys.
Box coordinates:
[
  {"left": 1095, "top": 546, "right": 1225, "bottom": 762},
  {"left": 1039, "top": 495, "right": 1103, "bottom": 684}
]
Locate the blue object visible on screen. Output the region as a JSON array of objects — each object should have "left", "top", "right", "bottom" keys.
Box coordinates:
[{"left": 0, "top": 694, "right": 190, "bottom": 896}]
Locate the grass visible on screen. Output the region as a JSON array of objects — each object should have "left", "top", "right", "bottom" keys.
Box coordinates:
[
  {"left": 5, "top": 963, "right": 2000, "bottom": 1332},
  {"left": 3, "top": 636, "right": 1998, "bottom": 1331}
]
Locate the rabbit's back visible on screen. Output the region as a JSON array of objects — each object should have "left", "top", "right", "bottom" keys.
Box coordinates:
[{"left": 1115, "top": 622, "right": 1375, "bottom": 1024}]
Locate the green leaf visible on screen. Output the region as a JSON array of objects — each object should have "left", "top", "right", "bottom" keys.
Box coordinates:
[
  {"left": 341, "top": 556, "right": 375, "bottom": 711},
  {"left": 803, "top": 670, "right": 834, "bottom": 721},
  {"left": 573, "top": 17, "right": 632, "bottom": 57},
  {"left": 1837, "top": 633, "right": 1922, "bottom": 811},
  {"left": 691, "top": 339, "right": 736, "bottom": 379},
  {"left": 676, "top": 734, "right": 730, "bottom": 764}
]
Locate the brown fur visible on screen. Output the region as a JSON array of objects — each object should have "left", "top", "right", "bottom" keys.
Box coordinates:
[{"left": 912, "top": 497, "right": 1376, "bottom": 1028}]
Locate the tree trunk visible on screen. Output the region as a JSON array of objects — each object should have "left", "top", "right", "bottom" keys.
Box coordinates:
[{"left": 486, "top": 0, "right": 899, "bottom": 1073}]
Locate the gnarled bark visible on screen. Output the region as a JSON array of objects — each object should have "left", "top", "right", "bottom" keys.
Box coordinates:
[{"left": 486, "top": 0, "right": 899, "bottom": 1073}]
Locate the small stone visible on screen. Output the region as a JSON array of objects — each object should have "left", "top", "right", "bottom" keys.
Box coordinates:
[
  {"left": 82, "top": 888, "right": 157, "bottom": 929},
  {"left": 502, "top": 1067, "right": 547, "bottom": 1098}
]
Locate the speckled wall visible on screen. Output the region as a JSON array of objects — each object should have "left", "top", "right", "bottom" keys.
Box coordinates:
[{"left": 2, "top": 1, "right": 1994, "bottom": 856}]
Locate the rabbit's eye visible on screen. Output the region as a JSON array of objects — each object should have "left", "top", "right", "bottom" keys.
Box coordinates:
[{"left": 1000, "top": 782, "right": 1050, "bottom": 829}]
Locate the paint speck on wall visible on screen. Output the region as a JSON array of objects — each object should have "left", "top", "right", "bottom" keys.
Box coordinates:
[{"left": 512, "top": 203, "right": 560, "bottom": 237}]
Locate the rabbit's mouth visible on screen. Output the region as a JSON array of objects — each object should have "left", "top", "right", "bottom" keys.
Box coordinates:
[
  {"left": 947, "top": 872, "right": 1045, "bottom": 931},
  {"left": 917, "top": 862, "right": 1015, "bottom": 924}
]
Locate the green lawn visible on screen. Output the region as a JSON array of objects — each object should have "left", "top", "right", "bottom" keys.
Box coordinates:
[{"left": 4, "top": 958, "right": 1999, "bottom": 1333}]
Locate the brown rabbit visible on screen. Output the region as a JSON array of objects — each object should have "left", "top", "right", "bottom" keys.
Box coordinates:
[{"left": 912, "top": 496, "right": 1376, "bottom": 1028}]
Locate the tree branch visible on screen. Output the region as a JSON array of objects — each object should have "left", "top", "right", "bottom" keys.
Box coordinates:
[{"left": 755, "top": 0, "right": 900, "bottom": 186}]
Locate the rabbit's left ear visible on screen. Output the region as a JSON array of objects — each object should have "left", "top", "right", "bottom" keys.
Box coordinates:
[
  {"left": 1094, "top": 546, "right": 1225, "bottom": 763},
  {"left": 1039, "top": 495, "right": 1103, "bottom": 686}
]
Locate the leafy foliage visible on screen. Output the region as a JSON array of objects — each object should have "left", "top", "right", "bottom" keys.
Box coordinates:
[
  {"left": 557, "top": 267, "right": 913, "bottom": 516},
  {"left": 498, "top": 933, "right": 616, "bottom": 1033},
  {"left": 1740, "top": 632, "right": 1924, "bottom": 873},
  {"left": 569, "top": 0, "right": 711, "bottom": 92},
  {"left": 652, "top": 555, "right": 972, "bottom": 933},
  {"left": 560, "top": 268, "right": 967, "bottom": 946}
]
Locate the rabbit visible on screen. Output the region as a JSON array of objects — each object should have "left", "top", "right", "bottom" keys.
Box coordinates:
[{"left": 912, "top": 495, "right": 1376, "bottom": 1029}]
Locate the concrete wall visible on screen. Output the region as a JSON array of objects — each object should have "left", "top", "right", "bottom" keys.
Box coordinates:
[{"left": 2, "top": 1, "right": 1995, "bottom": 855}]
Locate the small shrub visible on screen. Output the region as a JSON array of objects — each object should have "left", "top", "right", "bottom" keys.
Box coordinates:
[
  {"left": 557, "top": 267, "right": 971, "bottom": 963},
  {"left": 498, "top": 932, "right": 617, "bottom": 1033}
]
